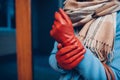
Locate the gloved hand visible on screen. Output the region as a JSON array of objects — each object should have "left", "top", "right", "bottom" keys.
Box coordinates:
[
  {"left": 50, "top": 8, "right": 86, "bottom": 70},
  {"left": 56, "top": 44, "right": 86, "bottom": 70},
  {"left": 50, "top": 8, "right": 84, "bottom": 50}
]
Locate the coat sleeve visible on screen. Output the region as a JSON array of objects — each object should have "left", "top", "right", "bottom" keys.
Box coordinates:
[
  {"left": 75, "top": 48, "right": 107, "bottom": 80},
  {"left": 75, "top": 10, "right": 120, "bottom": 80},
  {"left": 49, "top": 11, "right": 120, "bottom": 80},
  {"left": 75, "top": 41, "right": 120, "bottom": 80},
  {"left": 49, "top": 41, "right": 120, "bottom": 80},
  {"left": 49, "top": 41, "right": 107, "bottom": 78}
]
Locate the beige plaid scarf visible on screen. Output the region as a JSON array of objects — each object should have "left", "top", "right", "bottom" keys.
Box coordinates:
[{"left": 63, "top": 0, "right": 120, "bottom": 63}]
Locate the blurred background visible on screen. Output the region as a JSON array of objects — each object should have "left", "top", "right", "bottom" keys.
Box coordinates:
[{"left": 0, "top": 0, "right": 64, "bottom": 80}]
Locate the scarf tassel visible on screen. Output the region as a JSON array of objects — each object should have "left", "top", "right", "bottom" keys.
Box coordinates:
[{"left": 78, "top": 35, "right": 114, "bottom": 63}]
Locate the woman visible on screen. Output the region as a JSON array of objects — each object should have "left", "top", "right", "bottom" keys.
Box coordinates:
[{"left": 49, "top": 0, "right": 120, "bottom": 80}]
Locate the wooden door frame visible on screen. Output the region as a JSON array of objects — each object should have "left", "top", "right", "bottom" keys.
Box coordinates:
[{"left": 15, "top": 0, "right": 32, "bottom": 80}]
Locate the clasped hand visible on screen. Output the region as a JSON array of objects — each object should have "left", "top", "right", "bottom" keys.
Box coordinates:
[{"left": 50, "top": 8, "right": 86, "bottom": 70}]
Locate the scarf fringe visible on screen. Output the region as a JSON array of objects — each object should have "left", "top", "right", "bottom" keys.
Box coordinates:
[
  {"left": 64, "top": 0, "right": 120, "bottom": 63},
  {"left": 78, "top": 35, "right": 114, "bottom": 63}
]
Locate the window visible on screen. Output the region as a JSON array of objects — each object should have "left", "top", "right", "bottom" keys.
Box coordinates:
[{"left": 0, "top": 0, "right": 15, "bottom": 31}]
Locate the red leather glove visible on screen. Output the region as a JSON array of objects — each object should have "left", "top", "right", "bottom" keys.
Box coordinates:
[
  {"left": 56, "top": 44, "right": 86, "bottom": 70},
  {"left": 50, "top": 8, "right": 83, "bottom": 49},
  {"left": 50, "top": 8, "right": 86, "bottom": 70}
]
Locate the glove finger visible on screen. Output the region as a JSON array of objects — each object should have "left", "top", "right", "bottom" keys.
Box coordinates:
[
  {"left": 70, "top": 55, "right": 84, "bottom": 69},
  {"left": 52, "top": 25, "right": 55, "bottom": 29},
  {"left": 59, "top": 8, "right": 72, "bottom": 24},
  {"left": 67, "top": 55, "right": 84, "bottom": 70},
  {"left": 50, "top": 29, "right": 54, "bottom": 37},
  {"left": 61, "top": 46, "right": 82, "bottom": 60},
  {"left": 56, "top": 45, "right": 78, "bottom": 64},
  {"left": 54, "top": 20, "right": 61, "bottom": 28},
  {"left": 59, "top": 45, "right": 78, "bottom": 56},
  {"left": 50, "top": 24, "right": 57, "bottom": 37},
  {"left": 60, "top": 55, "right": 84, "bottom": 70},
  {"left": 57, "top": 43, "right": 63, "bottom": 50},
  {"left": 56, "top": 45, "right": 77, "bottom": 56},
  {"left": 63, "top": 49, "right": 85, "bottom": 64},
  {"left": 55, "top": 12, "right": 66, "bottom": 24}
]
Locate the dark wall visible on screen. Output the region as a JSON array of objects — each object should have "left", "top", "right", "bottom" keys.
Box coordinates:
[{"left": 31, "top": 0, "right": 58, "bottom": 55}]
